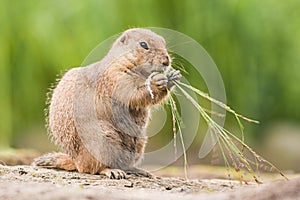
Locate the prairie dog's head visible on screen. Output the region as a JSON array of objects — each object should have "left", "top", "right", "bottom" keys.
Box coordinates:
[{"left": 111, "top": 28, "right": 171, "bottom": 77}]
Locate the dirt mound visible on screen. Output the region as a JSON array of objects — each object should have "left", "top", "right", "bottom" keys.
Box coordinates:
[{"left": 0, "top": 165, "right": 299, "bottom": 200}]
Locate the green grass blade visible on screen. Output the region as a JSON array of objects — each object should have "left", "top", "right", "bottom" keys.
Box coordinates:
[{"left": 173, "top": 81, "right": 288, "bottom": 182}]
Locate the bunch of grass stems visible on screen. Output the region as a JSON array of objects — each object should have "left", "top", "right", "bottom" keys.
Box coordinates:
[{"left": 167, "top": 81, "right": 288, "bottom": 182}]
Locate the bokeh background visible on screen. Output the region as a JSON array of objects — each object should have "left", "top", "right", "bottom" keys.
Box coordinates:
[{"left": 1, "top": 0, "right": 300, "bottom": 172}]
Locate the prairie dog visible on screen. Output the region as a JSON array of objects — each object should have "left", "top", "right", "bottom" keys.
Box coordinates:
[{"left": 33, "top": 28, "right": 181, "bottom": 179}]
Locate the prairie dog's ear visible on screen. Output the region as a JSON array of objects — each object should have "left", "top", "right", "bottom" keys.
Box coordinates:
[{"left": 119, "top": 33, "right": 129, "bottom": 45}]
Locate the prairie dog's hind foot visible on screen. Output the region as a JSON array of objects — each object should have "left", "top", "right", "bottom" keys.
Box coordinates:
[
  {"left": 100, "top": 168, "right": 127, "bottom": 179},
  {"left": 32, "top": 152, "right": 76, "bottom": 171},
  {"left": 125, "top": 167, "right": 154, "bottom": 178}
]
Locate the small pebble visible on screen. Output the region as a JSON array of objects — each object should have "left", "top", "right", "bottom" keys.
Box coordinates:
[
  {"left": 124, "top": 182, "right": 134, "bottom": 188},
  {"left": 19, "top": 170, "right": 28, "bottom": 175},
  {"left": 165, "top": 186, "right": 172, "bottom": 190}
]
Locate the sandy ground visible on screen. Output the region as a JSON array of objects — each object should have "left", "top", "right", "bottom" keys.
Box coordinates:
[{"left": 0, "top": 165, "right": 299, "bottom": 200}]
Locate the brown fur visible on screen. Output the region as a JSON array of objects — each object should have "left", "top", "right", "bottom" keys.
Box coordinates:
[{"left": 33, "top": 28, "right": 181, "bottom": 179}]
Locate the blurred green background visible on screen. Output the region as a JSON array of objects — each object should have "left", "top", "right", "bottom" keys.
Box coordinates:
[{"left": 0, "top": 0, "right": 300, "bottom": 172}]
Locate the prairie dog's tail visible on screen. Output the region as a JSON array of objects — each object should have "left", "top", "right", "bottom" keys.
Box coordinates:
[{"left": 32, "top": 152, "right": 76, "bottom": 171}]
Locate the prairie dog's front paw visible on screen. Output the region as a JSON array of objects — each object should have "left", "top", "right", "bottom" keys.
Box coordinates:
[
  {"left": 167, "top": 69, "right": 182, "bottom": 88},
  {"left": 151, "top": 73, "right": 168, "bottom": 89},
  {"left": 167, "top": 69, "right": 181, "bottom": 81}
]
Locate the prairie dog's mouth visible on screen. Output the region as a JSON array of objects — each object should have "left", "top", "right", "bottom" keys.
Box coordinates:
[
  {"left": 150, "top": 69, "right": 164, "bottom": 73},
  {"left": 131, "top": 64, "right": 167, "bottom": 78},
  {"left": 151, "top": 65, "right": 169, "bottom": 73}
]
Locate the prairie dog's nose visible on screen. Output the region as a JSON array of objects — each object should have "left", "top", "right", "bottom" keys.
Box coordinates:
[{"left": 162, "top": 55, "right": 170, "bottom": 66}]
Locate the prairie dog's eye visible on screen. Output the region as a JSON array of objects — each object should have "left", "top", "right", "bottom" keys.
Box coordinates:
[{"left": 139, "top": 41, "right": 149, "bottom": 50}]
